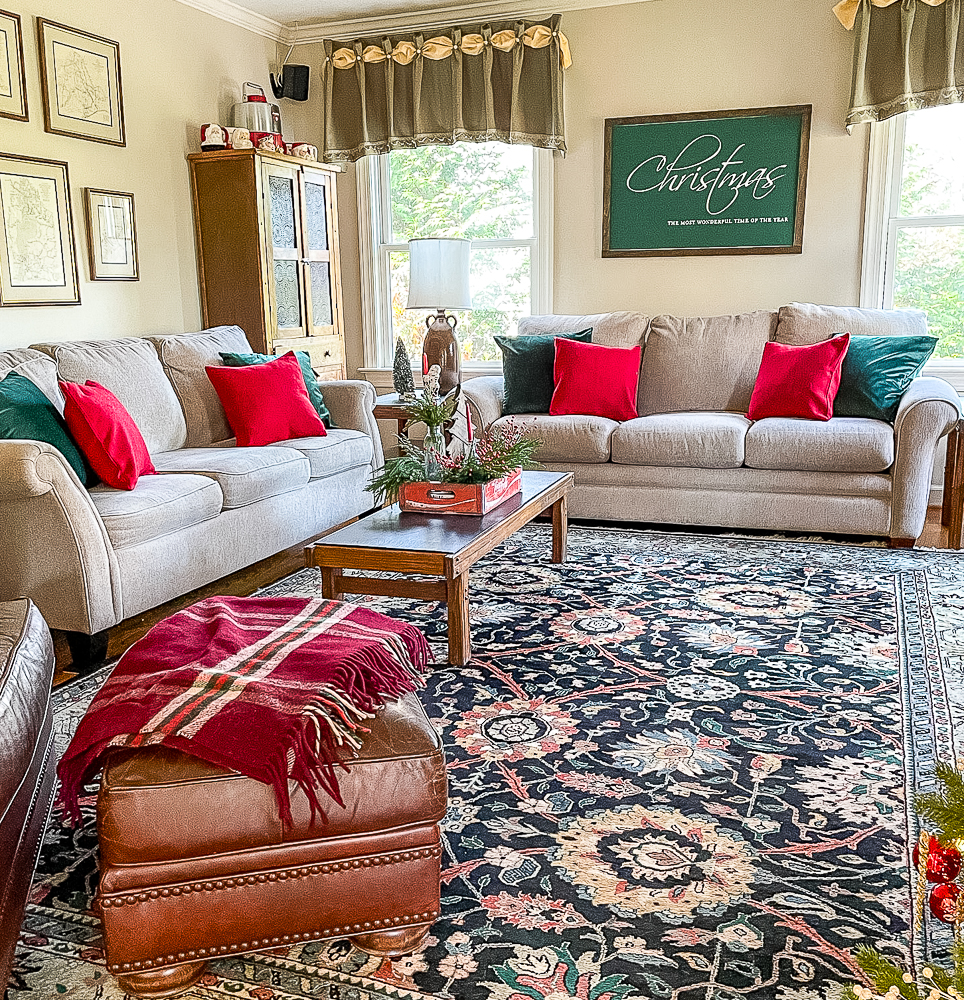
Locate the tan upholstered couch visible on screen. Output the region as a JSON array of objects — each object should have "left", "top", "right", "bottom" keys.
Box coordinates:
[
  {"left": 0, "top": 326, "right": 381, "bottom": 652},
  {"left": 462, "top": 303, "right": 961, "bottom": 545}
]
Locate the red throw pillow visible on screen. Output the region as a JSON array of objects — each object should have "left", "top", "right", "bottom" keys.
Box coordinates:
[
  {"left": 60, "top": 380, "right": 156, "bottom": 490},
  {"left": 549, "top": 338, "right": 641, "bottom": 421},
  {"left": 206, "top": 351, "right": 327, "bottom": 446},
  {"left": 747, "top": 334, "right": 851, "bottom": 421}
]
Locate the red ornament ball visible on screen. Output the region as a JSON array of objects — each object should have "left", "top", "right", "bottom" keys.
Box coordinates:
[
  {"left": 929, "top": 882, "right": 961, "bottom": 923},
  {"left": 913, "top": 835, "right": 963, "bottom": 884}
]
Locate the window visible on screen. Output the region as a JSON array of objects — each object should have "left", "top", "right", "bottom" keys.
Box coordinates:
[
  {"left": 357, "top": 141, "right": 553, "bottom": 373},
  {"left": 864, "top": 104, "right": 964, "bottom": 382}
]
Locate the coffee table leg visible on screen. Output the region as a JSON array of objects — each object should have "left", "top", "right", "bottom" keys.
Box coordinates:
[
  {"left": 551, "top": 494, "right": 568, "bottom": 563},
  {"left": 321, "top": 567, "right": 344, "bottom": 601},
  {"left": 447, "top": 572, "right": 471, "bottom": 665}
]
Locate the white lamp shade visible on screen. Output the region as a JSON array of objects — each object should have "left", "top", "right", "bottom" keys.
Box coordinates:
[{"left": 406, "top": 238, "right": 472, "bottom": 310}]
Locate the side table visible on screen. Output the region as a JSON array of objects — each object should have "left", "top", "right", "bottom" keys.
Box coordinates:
[
  {"left": 373, "top": 392, "right": 414, "bottom": 441},
  {"left": 942, "top": 419, "right": 964, "bottom": 548}
]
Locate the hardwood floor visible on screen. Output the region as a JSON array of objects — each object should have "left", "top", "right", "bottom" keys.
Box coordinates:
[{"left": 50, "top": 505, "right": 961, "bottom": 685}]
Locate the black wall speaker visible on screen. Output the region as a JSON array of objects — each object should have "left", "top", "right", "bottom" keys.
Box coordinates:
[{"left": 270, "top": 65, "right": 309, "bottom": 101}]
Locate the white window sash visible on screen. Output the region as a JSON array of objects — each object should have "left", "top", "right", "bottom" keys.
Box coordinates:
[
  {"left": 356, "top": 146, "right": 553, "bottom": 375},
  {"left": 862, "top": 114, "right": 964, "bottom": 389}
]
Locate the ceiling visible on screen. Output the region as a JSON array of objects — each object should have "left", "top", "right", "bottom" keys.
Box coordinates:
[{"left": 178, "top": 0, "right": 653, "bottom": 43}]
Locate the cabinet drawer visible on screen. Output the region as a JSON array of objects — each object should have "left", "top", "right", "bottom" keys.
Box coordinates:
[
  {"left": 313, "top": 364, "right": 346, "bottom": 382},
  {"left": 273, "top": 335, "right": 344, "bottom": 370}
]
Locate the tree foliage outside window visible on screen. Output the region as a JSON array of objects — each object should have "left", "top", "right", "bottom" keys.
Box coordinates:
[
  {"left": 385, "top": 142, "right": 536, "bottom": 364},
  {"left": 890, "top": 104, "right": 964, "bottom": 358}
]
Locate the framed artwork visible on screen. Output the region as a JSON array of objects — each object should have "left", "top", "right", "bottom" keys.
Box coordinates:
[
  {"left": 0, "top": 9, "right": 27, "bottom": 121},
  {"left": 603, "top": 105, "right": 811, "bottom": 257},
  {"left": 84, "top": 188, "right": 137, "bottom": 280},
  {"left": 0, "top": 152, "right": 80, "bottom": 306},
  {"left": 37, "top": 18, "right": 125, "bottom": 146}
]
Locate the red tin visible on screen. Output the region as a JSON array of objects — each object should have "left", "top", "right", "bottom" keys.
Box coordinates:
[{"left": 398, "top": 468, "right": 522, "bottom": 515}]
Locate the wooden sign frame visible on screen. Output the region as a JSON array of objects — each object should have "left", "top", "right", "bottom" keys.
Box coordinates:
[{"left": 603, "top": 105, "right": 811, "bottom": 258}]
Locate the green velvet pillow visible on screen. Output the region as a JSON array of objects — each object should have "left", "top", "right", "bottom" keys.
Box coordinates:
[
  {"left": 219, "top": 350, "right": 333, "bottom": 427},
  {"left": 832, "top": 333, "right": 938, "bottom": 422},
  {"left": 0, "top": 372, "right": 95, "bottom": 486},
  {"left": 496, "top": 328, "right": 594, "bottom": 415}
]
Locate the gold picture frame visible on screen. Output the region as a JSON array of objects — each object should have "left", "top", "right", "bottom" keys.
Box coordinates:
[
  {"left": 37, "top": 18, "right": 125, "bottom": 146},
  {"left": 84, "top": 188, "right": 137, "bottom": 280},
  {"left": 0, "top": 9, "right": 27, "bottom": 121},
  {"left": 0, "top": 152, "right": 80, "bottom": 306}
]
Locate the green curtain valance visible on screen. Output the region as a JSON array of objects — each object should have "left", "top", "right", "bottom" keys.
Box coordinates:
[
  {"left": 320, "top": 14, "right": 570, "bottom": 163},
  {"left": 844, "top": 0, "right": 964, "bottom": 127}
]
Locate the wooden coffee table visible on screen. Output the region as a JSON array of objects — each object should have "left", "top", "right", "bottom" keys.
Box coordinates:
[{"left": 304, "top": 471, "right": 573, "bottom": 665}]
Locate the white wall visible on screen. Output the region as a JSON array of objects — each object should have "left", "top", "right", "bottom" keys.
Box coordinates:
[{"left": 0, "top": 0, "right": 281, "bottom": 348}]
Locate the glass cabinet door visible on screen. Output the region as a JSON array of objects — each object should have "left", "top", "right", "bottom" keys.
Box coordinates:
[
  {"left": 301, "top": 168, "right": 338, "bottom": 338},
  {"left": 262, "top": 162, "right": 307, "bottom": 340}
]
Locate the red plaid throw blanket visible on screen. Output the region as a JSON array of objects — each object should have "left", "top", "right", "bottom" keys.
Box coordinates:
[{"left": 56, "top": 596, "right": 429, "bottom": 826}]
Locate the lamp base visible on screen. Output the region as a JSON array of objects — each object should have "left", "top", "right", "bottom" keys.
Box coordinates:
[{"left": 422, "top": 312, "right": 461, "bottom": 395}]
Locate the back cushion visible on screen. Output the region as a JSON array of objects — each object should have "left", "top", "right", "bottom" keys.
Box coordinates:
[
  {"left": 0, "top": 348, "right": 64, "bottom": 410},
  {"left": 518, "top": 312, "right": 650, "bottom": 350},
  {"left": 637, "top": 311, "right": 777, "bottom": 416},
  {"left": 774, "top": 302, "right": 929, "bottom": 346},
  {"left": 31, "top": 338, "right": 186, "bottom": 453},
  {"left": 148, "top": 326, "right": 252, "bottom": 446}
]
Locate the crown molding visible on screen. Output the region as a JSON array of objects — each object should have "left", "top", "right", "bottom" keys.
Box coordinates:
[
  {"left": 173, "top": 0, "right": 659, "bottom": 46},
  {"left": 172, "top": 0, "right": 289, "bottom": 41},
  {"left": 287, "top": 0, "right": 657, "bottom": 44}
]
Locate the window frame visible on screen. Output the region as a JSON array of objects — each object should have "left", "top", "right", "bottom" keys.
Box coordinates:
[
  {"left": 862, "top": 113, "right": 964, "bottom": 390},
  {"left": 356, "top": 144, "right": 554, "bottom": 382}
]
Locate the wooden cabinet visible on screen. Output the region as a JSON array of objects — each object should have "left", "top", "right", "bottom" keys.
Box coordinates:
[{"left": 188, "top": 149, "right": 346, "bottom": 379}]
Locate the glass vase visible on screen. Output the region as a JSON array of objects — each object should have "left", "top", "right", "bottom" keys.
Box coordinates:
[{"left": 423, "top": 425, "right": 444, "bottom": 481}]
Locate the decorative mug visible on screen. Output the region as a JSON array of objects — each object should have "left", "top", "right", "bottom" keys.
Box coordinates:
[
  {"left": 251, "top": 131, "right": 281, "bottom": 152},
  {"left": 290, "top": 143, "right": 318, "bottom": 161},
  {"left": 226, "top": 126, "right": 252, "bottom": 149},
  {"left": 200, "top": 123, "right": 227, "bottom": 149}
]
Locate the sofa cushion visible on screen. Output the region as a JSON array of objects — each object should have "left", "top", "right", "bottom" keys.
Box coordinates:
[
  {"left": 774, "top": 303, "right": 929, "bottom": 346},
  {"left": 219, "top": 350, "right": 333, "bottom": 427},
  {"left": 747, "top": 335, "right": 850, "bottom": 422},
  {"left": 31, "top": 338, "right": 187, "bottom": 454},
  {"left": 60, "top": 380, "right": 156, "bottom": 491},
  {"left": 637, "top": 311, "right": 777, "bottom": 416},
  {"left": 494, "top": 413, "right": 617, "bottom": 464},
  {"left": 0, "top": 372, "right": 94, "bottom": 486},
  {"left": 275, "top": 429, "right": 375, "bottom": 480},
  {"left": 744, "top": 416, "right": 894, "bottom": 473},
  {"left": 207, "top": 354, "right": 327, "bottom": 447},
  {"left": 550, "top": 339, "right": 641, "bottom": 421},
  {"left": 496, "top": 329, "right": 593, "bottom": 415},
  {"left": 151, "top": 447, "right": 310, "bottom": 508},
  {"left": 517, "top": 312, "right": 650, "bottom": 350},
  {"left": 90, "top": 474, "right": 223, "bottom": 549},
  {"left": 834, "top": 334, "right": 938, "bottom": 422},
  {"left": 0, "top": 348, "right": 64, "bottom": 410},
  {"left": 612, "top": 412, "right": 751, "bottom": 469},
  {"left": 148, "top": 326, "right": 252, "bottom": 447}
]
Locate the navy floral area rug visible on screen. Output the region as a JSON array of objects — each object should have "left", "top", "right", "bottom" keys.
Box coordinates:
[{"left": 10, "top": 526, "right": 964, "bottom": 1000}]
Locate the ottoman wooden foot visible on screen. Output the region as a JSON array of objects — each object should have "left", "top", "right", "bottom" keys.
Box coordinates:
[
  {"left": 114, "top": 961, "right": 206, "bottom": 998},
  {"left": 351, "top": 924, "right": 430, "bottom": 957}
]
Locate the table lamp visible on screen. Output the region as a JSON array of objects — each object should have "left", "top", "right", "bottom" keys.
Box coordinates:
[{"left": 406, "top": 238, "right": 472, "bottom": 395}]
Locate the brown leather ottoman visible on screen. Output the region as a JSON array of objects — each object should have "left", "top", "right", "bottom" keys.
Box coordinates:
[{"left": 95, "top": 691, "right": 447, "bottom": 998}]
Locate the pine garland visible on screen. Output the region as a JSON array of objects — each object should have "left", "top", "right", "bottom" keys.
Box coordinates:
[{"left": 916, "top": 763, "right": 964, "bottom": 842}]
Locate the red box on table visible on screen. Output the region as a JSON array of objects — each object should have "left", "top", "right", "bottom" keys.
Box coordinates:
[{"left": 398, "top": 468, "right": 522, "bottom": 515}]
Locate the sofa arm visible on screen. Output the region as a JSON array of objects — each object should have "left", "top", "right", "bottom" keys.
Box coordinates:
[
  {"left": 890, "top": 376, "right": 962, "bottom": 540},
  {"left": 0, "top": 440, "right": 122, "bottom": 634},
  {"left": 316, "top": 379, "right": 384, "bottom": 471},
  {"left": 461, "top": 376, "right": 505, "bottom": 433}
]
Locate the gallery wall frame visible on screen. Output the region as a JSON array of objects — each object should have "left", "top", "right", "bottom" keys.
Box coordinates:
[
  {"left": 37, "top": 18, "right": 125, "bottom": 146},
  {"left": 603, "top": 105, "right": 811, "bottom": 257},
  {"left": 0, "top": 151, "right": 80, "bottom": 306},
  {"left": 84, "top": 188, "right": 138, "bottom": 280},
  {"left": 0, "top": 9, "right": 27, "bottom": 121}
]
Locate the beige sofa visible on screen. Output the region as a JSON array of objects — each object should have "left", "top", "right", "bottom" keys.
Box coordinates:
[
  {"left": 0, "top": 326, "right": 382, "bottom": 657},
  {"left": 462, "top": 303, "right": 961, "bottom": 545}
]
